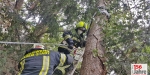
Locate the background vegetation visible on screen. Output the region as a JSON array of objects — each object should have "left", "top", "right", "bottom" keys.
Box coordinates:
[{"left": 0, "top": 0, "right": 149, "bottom": 75}]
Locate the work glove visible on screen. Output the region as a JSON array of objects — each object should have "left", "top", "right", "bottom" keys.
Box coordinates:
[{"left": 66, "top": 38, "right": 74, "bottom": 49}]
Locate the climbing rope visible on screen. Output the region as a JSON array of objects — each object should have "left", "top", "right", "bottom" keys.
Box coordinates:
[{"left": 0, "top": 41, "right": 60, "bottom": 45}]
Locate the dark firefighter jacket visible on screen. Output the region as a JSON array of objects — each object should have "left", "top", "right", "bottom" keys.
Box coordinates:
[
  {"left": 18, "top": 48, "right": 73, "bottom": 75},
  {"left": 58, "top": 30, "right": 87, "bottom": 54}
]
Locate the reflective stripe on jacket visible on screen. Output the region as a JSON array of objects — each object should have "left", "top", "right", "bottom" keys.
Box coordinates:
[{"left": 18, "top": 49, "right": 67, "bottom": 75}]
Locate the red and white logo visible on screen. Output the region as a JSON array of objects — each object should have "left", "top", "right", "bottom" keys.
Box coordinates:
[{"left": 131, "top": 64, "right": 147, "bottom": 75}]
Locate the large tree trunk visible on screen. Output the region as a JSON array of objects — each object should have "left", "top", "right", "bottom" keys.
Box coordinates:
[{"left": 80, "top": 0, "right": 107, "bottom": 75}]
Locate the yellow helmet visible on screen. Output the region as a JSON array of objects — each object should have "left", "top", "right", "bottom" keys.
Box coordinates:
[{"left": 76, "top": 21, "right": 88, "bottom": 30}]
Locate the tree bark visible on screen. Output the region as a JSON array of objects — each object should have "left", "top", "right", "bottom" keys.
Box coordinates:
[
  {"left": 15, "top": 0, "right": 24, "bottom": 10},
  {"left": 80, "top": 0, "right": 107, "bottom": 75}
]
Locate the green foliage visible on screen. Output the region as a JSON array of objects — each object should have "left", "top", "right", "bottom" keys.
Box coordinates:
[
  {"left": 0, "top": 0, "right": 150, "bottom": 75},
  {"left": 138, "top": 46, "right": 150, "bottom": 72},
  {"left": 92, "top": 49, "right": 99, "bottom": 57},
  {"left": 103, "top": 0, "right": 150, "bottom": 74},
  {"left": 40, "top": 33, "right": 63, "bottom": 51}
]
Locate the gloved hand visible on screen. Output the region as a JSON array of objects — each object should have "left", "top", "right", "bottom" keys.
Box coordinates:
[{"left": 66, "top": 38, "right": 74, "bottom": 49}]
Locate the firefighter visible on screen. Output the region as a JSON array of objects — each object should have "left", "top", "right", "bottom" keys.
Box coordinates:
[
  {"left": 73, "top": 21, "right": 88, "bottom": 48},
  {"left": 18, "top": 44, "right": 74, "bottom": 75},
  {"left": 55, "top": 21, "right": 88, "bottom": 75},
  {"left": 58, "top": 21, "right": 88, "bottom": 54}
]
